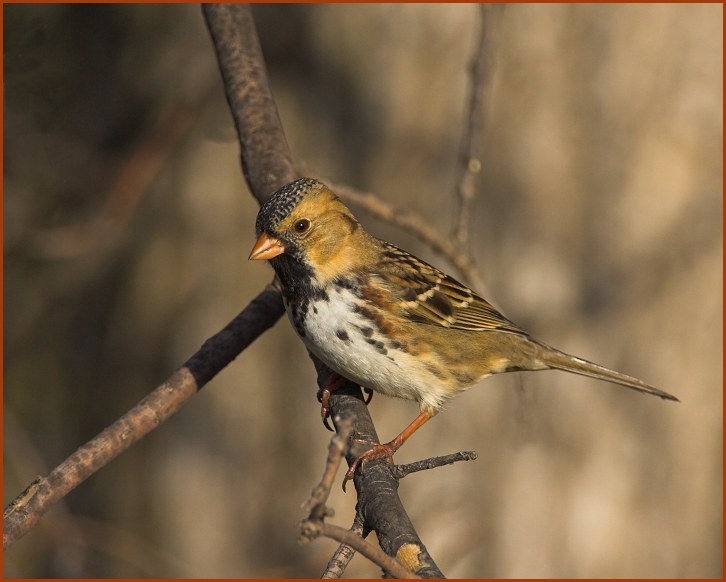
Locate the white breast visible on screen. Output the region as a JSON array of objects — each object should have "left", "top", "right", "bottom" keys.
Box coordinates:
[{"left": 285, "top": 286, "right": 452, "bottom": 410}]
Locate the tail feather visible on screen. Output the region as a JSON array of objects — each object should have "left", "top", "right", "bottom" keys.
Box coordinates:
[{"left": 537, "top": 345, "right": 679, "bottom": 402}]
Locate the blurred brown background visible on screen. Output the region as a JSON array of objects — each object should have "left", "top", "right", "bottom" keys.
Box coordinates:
[{"left": 3, "top": 4, "right": 722, "bottom": 578}]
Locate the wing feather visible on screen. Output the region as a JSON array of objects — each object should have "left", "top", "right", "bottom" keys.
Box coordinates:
[{"left": 372, "top": 242, "right": 527, "bottom": 335}]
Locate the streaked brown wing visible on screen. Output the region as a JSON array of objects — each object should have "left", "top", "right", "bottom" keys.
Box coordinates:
[{"left": 373, "top": 242, "right": 526, "bottom": 335}]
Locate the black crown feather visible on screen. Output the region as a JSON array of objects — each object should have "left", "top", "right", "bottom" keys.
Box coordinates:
[{"left": 255, "top": 177, "right": 322, "bottom": 235}]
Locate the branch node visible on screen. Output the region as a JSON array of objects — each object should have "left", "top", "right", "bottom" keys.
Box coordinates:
[{"left": 299, "top": 518, "right": 324, "bottom": 545}]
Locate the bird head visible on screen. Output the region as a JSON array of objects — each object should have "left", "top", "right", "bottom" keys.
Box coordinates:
[{"left": 249, "top": 178, "right": 371, "bottom": 286}]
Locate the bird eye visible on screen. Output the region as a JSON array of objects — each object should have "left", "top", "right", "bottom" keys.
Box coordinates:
[{"left": 294, "top": 219, "right": 311, "bottom": 233}]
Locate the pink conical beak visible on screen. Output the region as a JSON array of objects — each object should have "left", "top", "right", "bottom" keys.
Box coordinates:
[{"left": 248, "top": 232, "right": 285, "bottom": 260}]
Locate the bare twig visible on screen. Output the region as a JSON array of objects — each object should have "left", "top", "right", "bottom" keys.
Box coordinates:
[
  {"left": 301, "top": 416, "right": 418, "bottom": 578},
  {"left": 302, "top": 519, "right": 420, "bottom": 579},
  {"left": 301, "top": 415, "right": 353, "bottom": 518},
  {"left": 29, "top": 102, "right": 196, "bottom": 259},
  {"left": 321, "top": 513, "right": 367, "bottom": 579},
  {"left": 452, "top": 4, "right": 497, "bottom": 249},
  {"left": 3, "top": 413, "right": 184, "bottom": 573},
  {"left": 3, "top": 284, "right": 285, "bottom": 548},
  {"left": 329, "top": 180, "right": 487, "bottom": 293},
  {"left": 391, "top": 451, "right": 478, "bottom": 479}
]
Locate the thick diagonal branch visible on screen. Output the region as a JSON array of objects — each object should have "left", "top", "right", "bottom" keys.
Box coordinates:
[
  {"left": 3, "top": 285, "right": 284, "bottom": 548},
  {"left": 204, "top": 4, "right": 296, "bottom": 199}
]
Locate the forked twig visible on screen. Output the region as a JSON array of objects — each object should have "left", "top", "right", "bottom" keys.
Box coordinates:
[
  {"left": 300, "top": 417, "right": 417, "bottom": 579},
  {"left": 309, "top": 521, "right": 419, "bottom": 580},
  {"left": 321, "top": 513, "right": 367, "bottom": 579},
  {"left": 301, "top": 416, "right": 353, "bottom": 517}
]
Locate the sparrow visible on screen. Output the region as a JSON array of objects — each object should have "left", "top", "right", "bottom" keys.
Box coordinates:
[{"left": 249, "top": 177, "right": 679, "bottom": 489}]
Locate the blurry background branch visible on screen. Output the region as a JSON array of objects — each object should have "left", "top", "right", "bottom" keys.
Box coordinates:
[
  {"left": 453, "top": 4, "right": 498, "bottom": 250},
  {"left": 318, "top": 6, "right": 496, "bottom": 296},
  {"left": 29, "top": 103, "right": 196, "bottom": 259}
]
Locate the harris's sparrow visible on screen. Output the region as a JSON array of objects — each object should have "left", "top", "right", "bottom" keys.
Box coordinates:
[{"left": 249, "top": 177, "right": 678, "bottom": 487}]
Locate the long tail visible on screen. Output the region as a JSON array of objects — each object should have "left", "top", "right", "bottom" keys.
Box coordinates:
[{"left": 535, "top": 343, "right": 679, "bottom": 402}]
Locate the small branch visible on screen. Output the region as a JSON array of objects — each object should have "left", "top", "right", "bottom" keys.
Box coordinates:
[
  {"left": 29, "top": 102, "right": 196, "bottom": 259},
  {"left": 315, "top": 521, "right": 420, "bottom": 580},
  {"left": 301, "top": 417, "right": 417, "bottom": 579},
  {"left": 336, "top": 406, "right": 444, "bottom": 577},
  {"left": 321, "top": 513, "right": 367, "bottom": 579},
  {"left": 3, "top": 284, "right": 285, "bottom": 549},
  {"left": 391, "top": 451, "right": 478, "bottom": 480},
  {"left": 329, "top": 180, "right": 486, "bottom": 293},
  {"left": 452, "top": 4, "right": 497, "bottom": 249},
  {"left": 301, "top": 415, "right": 353, "bottom": 518}
]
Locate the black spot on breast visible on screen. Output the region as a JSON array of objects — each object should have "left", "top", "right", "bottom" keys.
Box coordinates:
[
  {"left": 365, "top": 337, "right": 388, "bottom": 355},
  {"left": 336, "top": 329, "right": 349, "bottom": 341},
  {"left": 360, "top": 327, "right": 374, "bottom": 338},
  {"left": 351, "top": 300, "right": 396, "bottom": 338},
  {"left": 389, "top": 340, "right": 402, "bottom": 350}
]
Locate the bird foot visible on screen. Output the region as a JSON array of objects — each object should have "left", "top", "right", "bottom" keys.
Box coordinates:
[
  {"left": 317, "top": 379, "right": 374, "bottom": 432},
  {"left": 342, "top": 438, "right": 397, "bottom": 492},
  {"left": 317, "top": 374, "right": 346, "bottom": 431},
  {"left": 317, "top": 385, "right": 336, "bottom": 432}
]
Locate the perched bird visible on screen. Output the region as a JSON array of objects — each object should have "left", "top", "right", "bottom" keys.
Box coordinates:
[{"left": 249, "top": 177, "right": 678, "bottom": 488}]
